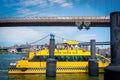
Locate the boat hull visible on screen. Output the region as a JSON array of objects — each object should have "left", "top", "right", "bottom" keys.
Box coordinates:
[{"left": 8, "top": 61, "right": 108, "bottom": 74}]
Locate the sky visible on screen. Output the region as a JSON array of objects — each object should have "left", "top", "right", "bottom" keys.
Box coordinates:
[{"left": 0, "top": 0, "right": 120, "bottom": 47}]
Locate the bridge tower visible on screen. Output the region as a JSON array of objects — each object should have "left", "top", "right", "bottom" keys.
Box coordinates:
[{"left": 88, "top": 40, "right": 98, "bottom": 76}]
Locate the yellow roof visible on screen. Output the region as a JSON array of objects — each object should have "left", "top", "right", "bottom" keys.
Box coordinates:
[{"left": 63, "top": 41, "right": 79, "bottom": 45}]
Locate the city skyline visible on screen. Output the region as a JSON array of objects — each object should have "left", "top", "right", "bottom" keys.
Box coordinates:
[{"left": 0, "top": 0, "right": 120, "bottom": 46}]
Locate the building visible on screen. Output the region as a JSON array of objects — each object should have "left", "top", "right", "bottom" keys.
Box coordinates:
[{"left": 8, "top": 48, "right": 18, "bottom": 53}]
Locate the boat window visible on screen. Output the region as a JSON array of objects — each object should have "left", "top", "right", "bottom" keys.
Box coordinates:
[
  {"left": 29, "top": 56, "right": 91, "bottom": 62},
  {"left": 54, "top": 56, "right": 90, "bottom": 61},
  {"left": 29, "top": 56, "right": 48, "bottom": 62},
  {"left": 29, "top": 56, "right": 40, "bottom": 62},
  {"left": 97, "top": 56, "right": 107, "bottom": 63}
]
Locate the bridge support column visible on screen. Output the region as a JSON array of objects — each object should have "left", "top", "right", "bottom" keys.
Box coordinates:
[
  {"left": 88, "top": 40, "right": 98, "bottom": 76},
  {"left": 104, "top": 12, "right": 120, "bottom": 80},
  {"left": 46, "top": 34, "right": 56, "bottom": 77}
]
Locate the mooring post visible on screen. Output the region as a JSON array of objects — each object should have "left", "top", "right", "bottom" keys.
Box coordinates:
[
  {"left": 46, "top": 34, "right": 56, "bottom": 77},
  {"left": 88, "top": 40, "right": 98, "bottom": 76},
  {"left": 104, "top": 12, "right": 120, "bottom": 80}
]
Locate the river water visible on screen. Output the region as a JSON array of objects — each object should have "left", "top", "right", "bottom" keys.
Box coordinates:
[{"left": 0, "top": 53, "right": 104, "bottom": 80}]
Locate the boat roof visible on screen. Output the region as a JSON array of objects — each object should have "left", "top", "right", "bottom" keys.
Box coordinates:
[{"left": 63, "top": 41, "right": 79, "bottom": 45}]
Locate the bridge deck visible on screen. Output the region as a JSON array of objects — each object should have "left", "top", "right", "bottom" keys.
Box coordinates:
[{"left": 0, "top": 16, "right": 110, "bottom": 27}]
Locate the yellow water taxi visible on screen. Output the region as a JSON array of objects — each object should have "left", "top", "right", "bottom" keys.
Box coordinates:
[{"left": 8, "top": 40, "right": 110, "bottom": 74}]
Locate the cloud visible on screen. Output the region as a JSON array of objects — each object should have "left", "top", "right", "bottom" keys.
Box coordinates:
[
  {"left": 4, "top": 0, "right": 47, "bottom": 7},
  {"left": 1, "top": 0, "right": 73, "bottom": 17},
  {"left": 49, "top": 0, "right": 65, "bottom": 3},
  {"left": 74, "top": 34, "right": 97, "bottom": 42},
  {"left": 61, "top": 2, "right": 72, "bottom": 8},
  {"left": 8, "top": 0, "right": 73, "bottom": 17},
  {"left": 4, "top": 0, "right": 73, "bottom": 8},
  {"left": 19, "top": 0, "right": 47, "bottom": 7},
  {"left": 49, "top": 0, "right": 73, "bottom": 8},
  {"left": 15, "top": 8, "right": 39, "bottom": 17},
  {"left": 16, "top": 8, "right": 32, "bottom": 14},
  {"left": 0, "top": 27, "right": 78, "bottom": 45},
  {"left": 0, "top": 27, "right": 42, "bottom": 44},
  {"left": 15, "top": 8, "right": 65, "bottom": 17},
  {"left": 0, "top": 27, "right": 110, "bottom": 46}
]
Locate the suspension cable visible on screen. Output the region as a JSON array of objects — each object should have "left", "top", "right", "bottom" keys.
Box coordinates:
[{"left": 30, "top": 35, "right": 49, "bottom": 44}]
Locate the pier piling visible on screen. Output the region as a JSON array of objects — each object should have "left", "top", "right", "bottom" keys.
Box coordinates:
[
  {"left": 104, "top": 12, "right": 120, "bottom": 80},
  {"left": 88, "top": 40, "right": 98, "bottom": 76},
  {"left": 46, "top": 34, "right": 56, "bottom": 77}
]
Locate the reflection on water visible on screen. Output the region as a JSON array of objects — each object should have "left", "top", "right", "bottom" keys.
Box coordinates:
[
  {"left": 8, "top": 73, "right": 104, "bottom": 80},
  {"left": 0, "top": 54, "right": 104, "bottom": 80}
]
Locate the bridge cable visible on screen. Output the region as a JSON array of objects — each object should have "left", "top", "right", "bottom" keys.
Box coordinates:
[
  {"left": 55, "top": 34, "right": 88, "bottom": 44},
  {"left": 29, "top": 35, "right": 49, "bottom": 44}
]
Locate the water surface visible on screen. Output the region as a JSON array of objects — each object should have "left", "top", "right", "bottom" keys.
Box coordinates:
[{"left": 0, "top": 53, "right": 104, "bottom": 80}]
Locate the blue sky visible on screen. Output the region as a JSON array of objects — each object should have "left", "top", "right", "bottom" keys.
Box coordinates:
[{"left": 0, "top": 0, "right": 120, "bottom": 47}]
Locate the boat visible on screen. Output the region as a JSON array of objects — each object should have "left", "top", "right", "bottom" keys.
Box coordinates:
[{"left": 8, "top": 40, "right": 110, "bottom": 74}]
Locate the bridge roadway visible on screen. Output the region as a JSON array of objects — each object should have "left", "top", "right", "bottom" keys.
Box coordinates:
[
  {"left": 79, "top": 41, "right": 110, "bottom": 46},
  {"left": 0, "top": 16, "right": 110, "bottom": 27}
]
